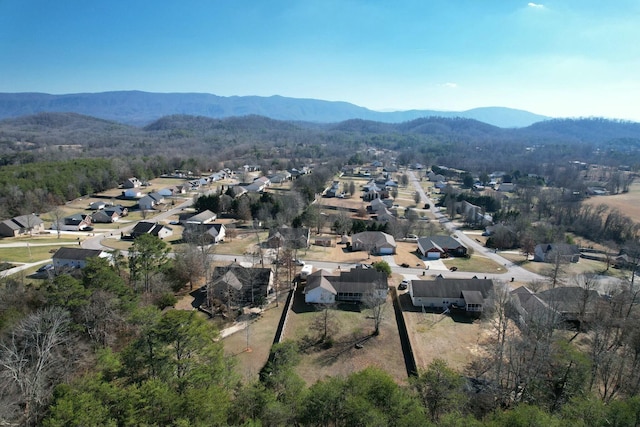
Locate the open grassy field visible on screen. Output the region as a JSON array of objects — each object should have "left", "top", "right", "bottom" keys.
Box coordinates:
[
  {"left": 0, "top": 243, "right": 77, "bottom": 263},
  {"left": 582, "top": 181, "right": 640, "bottom": 222}
]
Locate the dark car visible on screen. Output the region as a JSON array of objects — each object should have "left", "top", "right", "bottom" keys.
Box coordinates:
[
  {"left": 37, "top": 264, "right": 54, "bottom": 273},
  {"left": 400, "top": 263, "right": 410, "bottom": 268},
  {"left": 449, "top": 266, "right": 458, "bottom": 271}
]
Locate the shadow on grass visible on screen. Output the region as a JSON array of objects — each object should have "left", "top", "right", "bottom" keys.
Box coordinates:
[
  {"left": 291, "top": 286, "right": 316, "bottom": 314},
  {"left": 314, "top": 331, "right": 375, "bottom": 367},
  {"left": 398, "top": 292, "right": 476, "bottom": 323}
]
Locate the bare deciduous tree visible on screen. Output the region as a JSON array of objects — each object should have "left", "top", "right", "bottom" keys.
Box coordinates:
[{"left": 0, "top": 307, "right": 75, "bottom": 426}]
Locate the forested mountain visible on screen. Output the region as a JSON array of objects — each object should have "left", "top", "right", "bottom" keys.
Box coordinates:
[
  {"left": 2, "top": 113, "right": 639, "bottom": 169},
  {"left": 0, "top": 91, "right": 549, "bottom": 127}
]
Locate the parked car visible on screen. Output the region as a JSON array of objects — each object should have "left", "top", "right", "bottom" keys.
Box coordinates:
[
  {"left": 400, "top": 262, "right": 410, "bottom": 268},
  {"left": 37, "top": 264, "right": 54, "bottom": 273},
  {"left": 293, "top": 259, "right": 305, "bottom": 266},
  {"left": 398, "top": 280, "right": 409, "bottom": 290}
]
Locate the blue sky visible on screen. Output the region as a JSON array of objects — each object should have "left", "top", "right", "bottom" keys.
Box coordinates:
[{"left": 1, "top": 1, "right": 639, "bottom": 120}]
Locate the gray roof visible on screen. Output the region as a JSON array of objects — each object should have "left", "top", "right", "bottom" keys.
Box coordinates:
[
  {"left": 411, "top": 278, "right": 493, "bottom": 299},
  {"left": 306, "top": 268, "right": 388, "bottom": 294},
  {"left": 131, "top": 221, "right": 171, "bottom": 237},
  {"left": 53, "top": 247, "right": 104, "bottom": 261},
  {"left": 3, "top": 214, "right": 44, "bottom": 230},
  {"left": 536, "top": 286, "right": 602, "bottom": 315},
  {"left": 418, "top": 235, "right": 465, "bottom": 252},
  {"left": 186, "top": 210, "right": 217, "bottom": 224},
  {"left": 352, "top": 231, "right": 396, "bottom": 248}
]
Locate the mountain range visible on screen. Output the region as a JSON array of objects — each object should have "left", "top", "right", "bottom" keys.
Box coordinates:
[{"left": 0, "top": 91, "right": 549, "bottom": 128}]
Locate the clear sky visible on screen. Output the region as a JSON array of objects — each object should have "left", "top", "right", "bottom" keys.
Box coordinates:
[{"left": 1, "top": 1, "right": 639, "bottom": 120}]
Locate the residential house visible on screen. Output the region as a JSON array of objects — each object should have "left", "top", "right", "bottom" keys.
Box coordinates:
[
  {"left": 138, "top": 192, "right": 165, "bottom": 211},
  {"left": 53, "top": 214, "right": 92, "bottom": 232},
  {"left": 427, "top": 171, "right": 445, "bottom": 182},
  {"left": 244, "top": 181, "right": 266, "bottom": 193},
  {"left": 304, "top": 268, "right": 389, "bottom": 304},
  {"left": 52, "top": 247, "right": 110, "bottom": 271},
  {"left": 123, "top": 177, "right": 142, "bottom": 188},
  {"left": 89, "top": 201, "right": 106, "bottom": 210},
  {"left": 510, "top": 286, "right": 604, "bottom": 329},
  {"left": 157, "top": 188, "right": 175, "bottom": 197},
  {"left": 460, "top": 201, "right": 493, "bottom": 226},
  {"left": 533, "top": 243, "right": 580, "bottom": 263},
  {"left": 254, "top": 176, "right": 271, "bottom": 188},
  {"left": 183, "top": 223, "right": 226, "bottom": 243},
  {"left": 184, "top": 210, "right": 217, "bottom": 225},
  {"left": 227, "top": 186, "right": 248, "bottom": 198},
  {"left": 91, "top": 210, "right": 119, "bottom": 224},
  {"left": 268, "top": 171, "right": 291, "bottom": 184},
  {"left": 290, "top": 166, "right": 310, "bottom": 178},
  {"left": 104, "top": 205, "right": 128, "bottom": 217},
  {"left": 351, "top": 231, "right": 396, "bottom": 255},
  {"left": 417, "top": 235, "right": 467, "bottom": 259},
  {"left": 409, "top": 277, "right": 494, "bottom": 314},
  {"left": 209, "top": 264, "right": 274, "bottom": 306},
  {"left": 122, "top": 188, "right": 142, "bottom": 199},
  {"left": 130, "top": 221, "right": 173, "bottom": 239},
  {"left": 324, "top": 181, "right": 341, "bottom": 198},
  {"left": 0, "top": 214, "right": 45, "bottom": 237},
  {"left": 266, "top": 226, "right": 311, "bottom": 249}
]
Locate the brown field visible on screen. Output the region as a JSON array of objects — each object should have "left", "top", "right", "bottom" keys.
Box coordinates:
[
  {"left": 399, "top": 292, "right": 492, "bottom": 371},
  {"left": 582, "top": 180, "right": 640, "bottom": 222},
  {"left": 284, "top": 290, "right": 407, "bottom": 385},
  {"left": 222, "top": 301, "right": 287, "bottom": 381}
]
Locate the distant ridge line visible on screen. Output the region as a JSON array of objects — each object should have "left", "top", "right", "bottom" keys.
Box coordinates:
[{"left": 0, "top": 91, "right": 549, "bottom": 128}]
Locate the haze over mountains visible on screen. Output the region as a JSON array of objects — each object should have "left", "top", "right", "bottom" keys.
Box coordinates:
[{"left": 0, "top": 91, "right": 549, "bottom": 128}]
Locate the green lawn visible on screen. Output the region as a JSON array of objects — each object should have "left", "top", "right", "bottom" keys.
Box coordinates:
[
  {"left": 0, "top": 244, "right": 77, "bottom": 263},
  {"left": 442, "top": 254, "right": 505, "bottom": 274}
]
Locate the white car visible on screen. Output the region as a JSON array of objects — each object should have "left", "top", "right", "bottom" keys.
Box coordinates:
[{"left": 398, "top": 280, "right": 410, "bottom": 290}]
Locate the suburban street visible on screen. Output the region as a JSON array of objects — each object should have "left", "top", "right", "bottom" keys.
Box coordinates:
[{"left": 407, "top": 170, "right": 545, "bottom": 284}]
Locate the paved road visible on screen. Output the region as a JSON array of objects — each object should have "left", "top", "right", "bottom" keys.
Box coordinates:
[{"left": 407, "top": 170, "right": 545, "bottom": 284}]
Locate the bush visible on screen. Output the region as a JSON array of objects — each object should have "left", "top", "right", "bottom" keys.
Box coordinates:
[{"left": 155, "top": 292, "right": 178, "bottom": 309}]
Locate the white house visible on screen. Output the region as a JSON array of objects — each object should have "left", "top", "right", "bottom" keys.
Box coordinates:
[{"left": 52, "top": 247, "right": 111, "bottom": 271}]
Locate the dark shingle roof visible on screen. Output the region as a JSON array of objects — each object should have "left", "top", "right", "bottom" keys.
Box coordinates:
[
  {"left": 411, "top": 278, "right": 493, "bottom": 299},
  {"left": 53, "top": 247, "right": 104, "bottom": 261}
]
